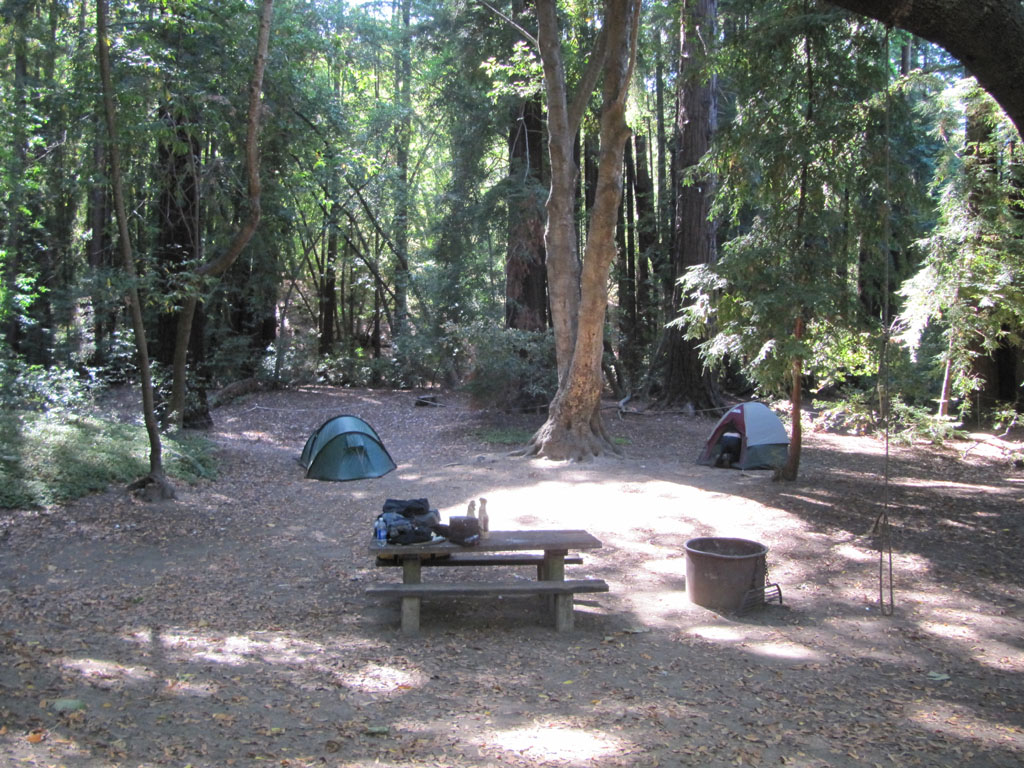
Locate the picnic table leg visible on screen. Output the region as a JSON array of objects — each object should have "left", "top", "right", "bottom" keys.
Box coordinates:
[
  {"left": 553, "top": 593, "right": 574, "bottom": 631},
  {"left": 541, "top": 550, "right": 567, "bottom": 581},
  {"left": 400, "top": 558, "right": 422, "bottom": 634},
  {"left": 541, "top": 550, "right": 570, "bottom": 629}
]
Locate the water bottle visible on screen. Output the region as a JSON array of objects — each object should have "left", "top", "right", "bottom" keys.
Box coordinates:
[{"left": 374, "top": 516, "right": 387, "bottom": 544}]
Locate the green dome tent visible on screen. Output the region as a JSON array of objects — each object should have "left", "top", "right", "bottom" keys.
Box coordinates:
[{"left": 299, "top": 415, "right": 396, "bottom": 481}]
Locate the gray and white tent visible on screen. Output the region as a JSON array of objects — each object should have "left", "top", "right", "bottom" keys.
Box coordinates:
[{"left": 696, "top": 402, "right": 789, "bottom": 470}]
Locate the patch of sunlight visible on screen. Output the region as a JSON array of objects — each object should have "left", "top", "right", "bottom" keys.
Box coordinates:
[
  {"left": 123, "top": 627, "right": 326, "bottom": 667},
  {"left": 919, "top": 612, "right": 991, "bottom": 642},
  {"left": 743, "top": 640, "right": 824, "bottom": 663},
  {"left": 336, "top": 663, "right": 426, "bottom": 694},
  {"left": 61, "top": 657, "right": 155, "bottom": 688},
  {"left": 888, "top": 477, "right": 1007, "bottom": 495},
  {"left": 240, "top": 429, "right": 281, "bottom": 444},
  {"left": 834, "top": 543, "right": 875, "bottom": 562},
  {"left": 973, "top": 637, "right": 1024, "bottom": 673},
  {"left": 642, "top": 557, "right": 688, "bottom": 578},
  {"left": 486, "top": 721, "right": 628, "bottom": 763},
  {"left": 778, "top": 493, "right": 834, "bottom": 509},
  {"left": 907, "top": 700, "right": 1024, "bottom": 750},
  {"left": 161, "top": 675, "right": 219, "bottom": 696},
  {"left": 690, "top": 625, "right": 745, "bottom": 642}
]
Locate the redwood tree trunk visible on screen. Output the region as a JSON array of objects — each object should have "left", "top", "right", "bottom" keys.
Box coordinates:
[
  {"left": 656, "top": 0, "right": 721, "bottom": 411},
  {"left": 632, "top": 134, "right": 656, "bottom": 345},
  {"left": 506, "top": 96, "right": 548, "bottom": 331}
]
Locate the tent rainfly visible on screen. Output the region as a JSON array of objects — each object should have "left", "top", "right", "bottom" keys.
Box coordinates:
[
  {"left": 299, "top": 414, "right": 396, "bottom": 481},
  {"left": 696, "top": 402, "right": 789, "bottom": 470}
]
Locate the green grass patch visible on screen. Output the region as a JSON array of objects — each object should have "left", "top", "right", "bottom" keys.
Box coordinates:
[
  {"left": 473, "top": 426, "right": 536, "bottom": 446},
  {"left": 0, "top": 411, "right": 216, "bottom": 509}
]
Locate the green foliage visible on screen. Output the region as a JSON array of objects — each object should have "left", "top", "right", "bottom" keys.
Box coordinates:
[
  {"left": 0, "top": 351, "right": 97, "bottom": 413},
  {"left": 682, "top": 3, "right": 944, "bottom": 408},
  {"left": 0, "top": 411, "right": 215, "bottom": 509},
  {"left": 455, "top": 321, "right": 557, "bottom": 410},
  {"left": 481, "top": 40, "right": 543, "bottom": 101},
  {"left": 812, "top": 391, "right": 968, "bottom": 445},
  {"left": 0, "top": 267, "right": 43, "bottom": 327},
  {"left": 259, "top": 330, "right": 320, "bottom": 387},
  {"left": 896, "top": 80, "right": 1024, "bottom": 410},
  {"left": 992, "top": 406, "right": 1022, "bottom": 436},
  {"left": 5, "top": 0, "right": 1023, "bottom": 423},
  {"left": 812, "top": 392, "right": 878, "bottom": 435},
  {"left": 316, "top": 349, "right": 401, "bottom": 389},
  {"left": 888, "top": 397, "right": 969, "bottom": 445}
]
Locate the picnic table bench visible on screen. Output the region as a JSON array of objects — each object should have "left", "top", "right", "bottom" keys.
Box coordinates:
[{"left": 366, "top": 529, "right": 607, "bottom": 633}]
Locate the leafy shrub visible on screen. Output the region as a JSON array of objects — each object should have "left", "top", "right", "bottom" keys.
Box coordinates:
[
  {"left": 316, "top": 349, "right": 401, "bottom": 388},
  {"left": 888, "top": 398, "right": 968, "bottom": 445},
  {"left": 812, "top": 392, "right": 878, "bottom": 434},
  {"left": 455, "top": 321, "right": 556, "bottom": 410},
  {"left": 260, "top": 330, "right": 319, "bottom": 386},
  {"left": 0, "top": 351, "right": 98, "bottom": 413},
  {"left": 93, "top": 330, "right": 139, "bottom": 386}
]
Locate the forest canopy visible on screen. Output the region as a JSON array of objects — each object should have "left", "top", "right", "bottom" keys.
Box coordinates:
[{"left": 1, "top": 0, "right": 1022, "bottom": 474}]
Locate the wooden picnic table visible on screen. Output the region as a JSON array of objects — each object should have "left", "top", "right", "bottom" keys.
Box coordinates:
[{"left": 366, "top": 529, "right": 608, "bottom": 634}]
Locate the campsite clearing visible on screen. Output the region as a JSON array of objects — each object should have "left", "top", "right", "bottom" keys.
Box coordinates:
[{"left": 1, "top": 386, "right": 1022, "bottom": 767}]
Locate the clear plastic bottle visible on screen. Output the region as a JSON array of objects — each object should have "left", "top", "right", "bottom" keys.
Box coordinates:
[
  {"left": 374, "top": 517, "right": 387, "bottom": 544},
  {"left": 478, "top": 497, "right": 489, "bottom": 533}
]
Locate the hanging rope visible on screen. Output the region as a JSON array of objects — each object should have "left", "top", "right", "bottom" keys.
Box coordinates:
[{"left": 875, "top": 28, "right": 896, "bottom": 616}]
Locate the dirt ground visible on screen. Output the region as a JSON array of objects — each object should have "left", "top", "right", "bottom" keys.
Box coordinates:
[{"left": 1, "top": 386, "right": 1023, "bottom": 767}]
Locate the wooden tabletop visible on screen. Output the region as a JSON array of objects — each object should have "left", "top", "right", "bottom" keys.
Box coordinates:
[{"left": 368, "top": 529, "right": 602, "bottom": 557}]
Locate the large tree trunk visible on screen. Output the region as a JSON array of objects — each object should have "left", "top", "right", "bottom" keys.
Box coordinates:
[
  {"left": 655, "top": 0, "right": 721, "bottom": 411},
  {"left": 153, "top": 103, "right": 201, "bottom": 368},
  {"left": 632, "top": 134, "right": 657, "bottom": 345},
  {"left": 535, "top": 0, "right": 587, "bottom": 384},
  {"left": 505, "top": 97, "right": 549, "bottom": 331},
  {"left": 87, "top": 128, "right": 117, "bottom": 368},
  {"left": 4, "top": 11, "right": 30, "bottom": 358},
  {"left": 617, "top": 142, "right": 639, "bottom": 379},
  {"left": 826, "top": 0, "right": 1024, "bottom": 136},
  {"left": 523, "top": 0, "right": 640, "bottom": 461}
]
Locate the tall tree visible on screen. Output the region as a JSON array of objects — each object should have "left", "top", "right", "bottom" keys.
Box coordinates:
[
  {"left": 522, "top": 0, "right": 641, "bottom": 461},
  {"left": 166, "top": 0, "right": 274, "bottom": 428},
  {"left": 681, "top": 2, "right": 895, "bottom": 480},
  {"left": 655, "top": 0, "right": 721, "bottom": 411},
  {"left": 96, "top": 0, "right": 170, "bottom": 497},
  {"left": 896, "top": 81, "right": 1024, "bottom": 418},
  {"left": 506, "top": 95, "right": 549, "bottom": 332},
  {"left": 391, "top": 0, "right": 413, "bottom": 350}
]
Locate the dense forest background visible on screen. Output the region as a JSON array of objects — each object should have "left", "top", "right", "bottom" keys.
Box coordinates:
[{"left": 2, "top": 0, "right": 1022, "bottom": 442}]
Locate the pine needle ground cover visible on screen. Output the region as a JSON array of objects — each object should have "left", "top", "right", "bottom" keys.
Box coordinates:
[{"left": 0, "top": 387, "right": 1021, "bottom": 767}]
